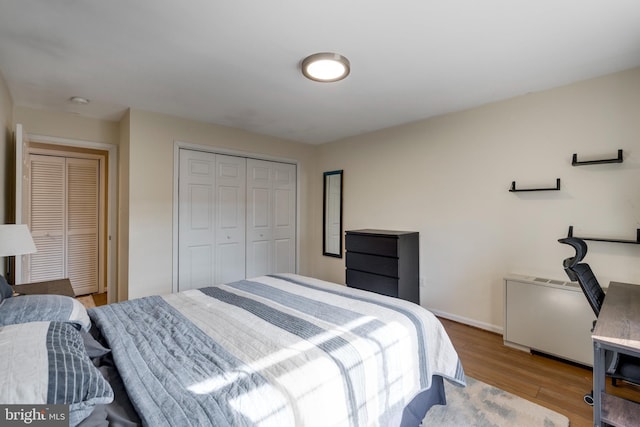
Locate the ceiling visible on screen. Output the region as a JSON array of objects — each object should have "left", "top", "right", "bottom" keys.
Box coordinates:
[{"left": 1, "top": 1, "right": 639, "bottom": 144}]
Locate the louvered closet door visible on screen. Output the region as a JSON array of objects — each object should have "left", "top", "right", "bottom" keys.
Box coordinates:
[
  {"left": 66, "top": 158, "right": 100, "bottom": 295},
  {"left": 28, "top": 155, "right": 100, "bottom": 295},
  {"left": 29, "top": 155, "right": 65, "bottom": 281}
]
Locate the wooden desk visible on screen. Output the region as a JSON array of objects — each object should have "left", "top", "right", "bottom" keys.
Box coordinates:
[
  {"left": 592, "top": 282, "right": 640, "bottom": 426},
  {"left": 12, "top": 278, "right": 75, "bottom": 298}
]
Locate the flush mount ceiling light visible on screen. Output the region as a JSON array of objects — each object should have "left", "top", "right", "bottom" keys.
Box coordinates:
[
  {"left": 69, "top": 96, "right": 90, "bottom": 105},
  {"left": 301, "top": 52, "right": 350, "bottom": 83}
]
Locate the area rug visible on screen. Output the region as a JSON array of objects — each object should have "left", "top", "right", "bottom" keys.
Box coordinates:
[{"left": 422, "top": 376, "right": 569, "bottom": 427}]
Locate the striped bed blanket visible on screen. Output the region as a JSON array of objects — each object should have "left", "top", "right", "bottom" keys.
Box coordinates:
[{"left": 88, "top": 274, "right": 465, "bottom": 426}]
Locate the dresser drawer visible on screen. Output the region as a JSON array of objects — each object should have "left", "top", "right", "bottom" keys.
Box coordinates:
[
  {"left": 345, "top": 234, "right": 398, "bottom": 257},
  {"left": 346, "top": 269, "right": 399, "bottom": 298},
  {"left": 346, "top": 252, "right": 398, "bottom": 277}
]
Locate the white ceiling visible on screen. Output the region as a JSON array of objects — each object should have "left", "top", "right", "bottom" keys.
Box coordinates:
[{"left": 1, "top": 1, "right": 639, "bottom": 144}]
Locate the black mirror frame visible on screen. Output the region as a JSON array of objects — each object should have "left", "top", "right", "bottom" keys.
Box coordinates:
[{"left": 323, "top": 170, "right": 343, "bottom": 258}]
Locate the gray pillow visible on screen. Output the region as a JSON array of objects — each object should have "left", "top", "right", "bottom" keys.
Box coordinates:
[
  {"left": 0, "top": 294, "right": 91, "bottom": 331},
  {"left": 0, "top": 274, "right": 13, "bottom": 301},
  {"left": 0, "top": 321, "right": 114, "bottom": 426},
  {"left": 81, "top": 330, "right": 111, "bottom": 358}
]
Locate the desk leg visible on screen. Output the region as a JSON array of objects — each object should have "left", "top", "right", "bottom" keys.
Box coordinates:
[{"left": 593, "top": 342, "right": 605, "bottom": 427}]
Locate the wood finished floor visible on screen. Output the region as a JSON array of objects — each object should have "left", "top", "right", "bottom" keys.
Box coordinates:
[
  {"left": 92, "top": 292, "right": 108, "bottom": 306},
  {"left": 89, "top": 293, "right": 640, "bottom": 426},
  {"left": 439, "top": 317, "right": 640, "bottom": 427}
]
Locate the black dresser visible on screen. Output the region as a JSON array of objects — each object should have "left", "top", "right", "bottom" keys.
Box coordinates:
[{"left": 345, "top": 229, "right": 419, "bottom": 304}]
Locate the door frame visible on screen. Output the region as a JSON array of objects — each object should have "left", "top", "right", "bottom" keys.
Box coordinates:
[
  {"left": 23, "top": 133, "right": 118, "bottom": 302},
  {"left": 172, "top": 140, "right": 300, "bottom": 293}
]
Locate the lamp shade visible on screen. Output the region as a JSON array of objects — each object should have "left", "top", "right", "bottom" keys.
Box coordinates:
[{"left": 0, "top": 224, "right": 37, "bottom": 257}]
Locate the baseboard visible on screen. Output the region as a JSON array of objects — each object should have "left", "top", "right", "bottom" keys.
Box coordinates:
[
  {"left": 503, "top": 340, "right": 531, "bottom": 353},
  {"left": 427, "top": 308, "right": 503, "bottom": 335}
]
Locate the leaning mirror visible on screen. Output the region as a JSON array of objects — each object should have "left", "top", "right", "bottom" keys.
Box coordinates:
[{"left": 323, "top": 170, "right": 343, "bottom": 257}]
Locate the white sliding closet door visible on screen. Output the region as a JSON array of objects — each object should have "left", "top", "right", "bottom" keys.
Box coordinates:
[
  {"left": 246, "top": 159, "right": 296, "bottom": 278},
  {"left": 177, "top": 149, "right": 296, "bottom": 291},
  {"left": 178, "top": 150, "right": 217, "bottom": 291},
  {"left": 178, "top": 150, "right": 246, "bottom": 291},
  {"left": 27, "top": 155, "right": 100, "bottom": 295},
  {"left": 214, "top": 155, "right": 246, "bottom": 284}
]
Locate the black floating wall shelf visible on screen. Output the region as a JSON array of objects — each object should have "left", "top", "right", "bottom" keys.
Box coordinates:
[
  {"left": 509, "top": 178, "right": 560, "bottom": 192},
  {"left": 567, "top": 225, "right": 640, "bottom": 245},
  {"left": 572, "top": 149, "right": 623, "bottom": 166}
]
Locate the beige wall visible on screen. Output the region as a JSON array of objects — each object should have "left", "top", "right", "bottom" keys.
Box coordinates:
[
  {"left": 5, "top": 67, "right": 639, "bottom": 333},
  {"left": 5, "top": 104, "right": 320, "bottom": 301},
  {"left": 125, "top": 109, "right": 318, "bottom": 299},
  {"left": 0, "top": 72, "right": 12, "bottom": 227},
  {"left": 13, "top": 107, "right": 120, "bottom": 145},
  {"left": 118, "top": 110, "right": 131, "bottom": 301},
  {"left": 12, "top": 106, "right": 122, "bottom": 297},
  {"left": 314, "top": 67, "right": 640, "bottom": 331}
]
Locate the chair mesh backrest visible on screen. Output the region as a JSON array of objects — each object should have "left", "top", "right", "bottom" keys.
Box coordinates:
[
  {"left": 558, "top": 237, "right": 605, "bottom": 317},
  {"left": 572, "top": 263, "right": 605, "bottom": 317}
]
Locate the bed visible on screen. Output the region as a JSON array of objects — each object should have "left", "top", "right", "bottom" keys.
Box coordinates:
[{"left": 0, "top": 273, "right": 465, "bottom": 426}]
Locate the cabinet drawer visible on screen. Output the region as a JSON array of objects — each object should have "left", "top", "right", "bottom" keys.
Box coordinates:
[
  {"left": 346, "top": 269, "right": 399, "bottom": 298},
  {"left": 346, "top": 252, "right": 398, "bottom": 277},
  {"left": 345, "top": 234, "right": 398, "bottom": 257}
]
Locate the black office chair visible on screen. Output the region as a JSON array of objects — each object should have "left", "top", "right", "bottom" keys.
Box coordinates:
[{"left": 559, "top": 237, "right": 640, "bottom": 405}]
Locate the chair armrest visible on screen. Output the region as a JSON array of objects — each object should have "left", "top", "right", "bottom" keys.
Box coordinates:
[{"left": 605, "top": 349, "right": 620, "bottom": 375}]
